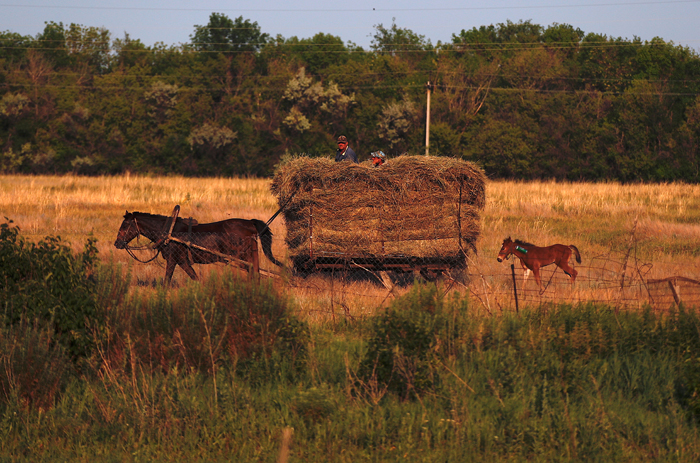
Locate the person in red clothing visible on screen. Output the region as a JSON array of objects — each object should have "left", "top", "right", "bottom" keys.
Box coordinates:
[{"left": 370, "top": 151, "right": 386, "bottom": 167}]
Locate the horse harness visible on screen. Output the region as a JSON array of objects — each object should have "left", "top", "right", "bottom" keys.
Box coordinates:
[
  {"left": 123, "top": 215, "right": 162, "bottom": 264},
  {"left": 160, "top": 205, "right": 196, "bottom": 265}
]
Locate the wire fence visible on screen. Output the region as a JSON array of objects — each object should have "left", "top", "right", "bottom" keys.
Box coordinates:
[
  {"left": 116, "top": 233, "right": 700, "bottom": 312},
  {"left": 464, "top": 253, "right": 700, "bottom": 313}
]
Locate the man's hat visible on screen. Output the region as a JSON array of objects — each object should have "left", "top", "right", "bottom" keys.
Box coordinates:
[{"left": 337, "top": 135, "right": 348, "bottom": 143}]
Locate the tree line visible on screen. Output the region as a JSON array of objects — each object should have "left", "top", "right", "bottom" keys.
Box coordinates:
[{"left": 1, "top": 14, "right": 700, "bottom": 181}]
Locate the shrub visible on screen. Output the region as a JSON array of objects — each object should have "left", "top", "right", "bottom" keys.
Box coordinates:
[
  {"left": 0, "top": 323, "right": 69, "bottom": 409},
  {"left": 357, "top": 283, "right": 469, "bottom": 400},
  {"left": 100, "top": 269, "right": 309, "bottom": 383},
  {"left": 0, "top": 218, "right": 99, "bottom": 360}
]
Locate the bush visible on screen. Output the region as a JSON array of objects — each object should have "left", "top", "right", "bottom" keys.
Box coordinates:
[
  {"left": 357, "top": 283, "right": 469, "bottom": 400},
  {"left": 99, "top": 269, "right": 310, "bottom": 383},
  {"left": 0, "top": 218, "right": 99, "bottom": 360},
  {"left": 0, "top": 323, "right": 70, "bottom": 409}
]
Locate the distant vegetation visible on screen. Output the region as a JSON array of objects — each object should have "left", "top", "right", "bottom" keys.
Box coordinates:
[{"left": 1, "top": 16, "right": 700, "bottom": 181}]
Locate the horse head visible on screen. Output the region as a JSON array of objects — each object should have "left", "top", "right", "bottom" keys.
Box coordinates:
[
  {"left": 114, "top": 211, "right": 138, "bottom": 249},
  {"left": 496, "top": 236, "right": 514, "bottom": 262}
]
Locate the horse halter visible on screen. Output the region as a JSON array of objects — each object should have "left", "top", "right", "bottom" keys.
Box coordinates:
[
  {"left": 497, "top": 239, "right": 516, "bottom": 262},
  {"left": 121, "top": 216, "right": 162, "bottom": 264}
]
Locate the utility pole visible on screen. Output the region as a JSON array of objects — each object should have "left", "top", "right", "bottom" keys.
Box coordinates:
[{"left": 425, "top": 81, "right": 433, "bottom": 156}]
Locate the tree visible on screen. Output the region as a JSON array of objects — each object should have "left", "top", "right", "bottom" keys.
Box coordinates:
[
  {"left": 186, "top": 122, "right": 238, "bottom": 175},
  {"left": 0, "top": 31, "right": 33, "bottom": 62},
  {"left": 463, "top": 119, "right": 536, "bottom": 178},
  {"left": 64, "top": 23, "right": 111, "bottom": 73},
  {"left": 282, "top": 68, "right": 355, "bottom": 137},
  {"left": 377, "top": 99, "right": 417, "bottom": 151},
  {"left": 451, "top": 20, "right": 543, "bottom": 61},
  {"left": 110, "top": 33, "right": 150, "bottom": 70},
  {"left": 283, "top": 33, "right": 349, "bottom": 74},
  {"left": 191, "top": 13, "right": 270, "bottom": 55},
  {"left": 34, "top": 21, "right": 69, "bottom": 67},
  {"left": 371, "top": 19, "right": 432, "bottom": 66}
]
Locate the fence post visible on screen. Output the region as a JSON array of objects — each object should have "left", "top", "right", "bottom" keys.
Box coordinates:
[
  {"left": 668, "top": 279, "right": 681, "bottom": 306},
  {"left": 511, "top": 263, "right": 519, "bottom": 313}
]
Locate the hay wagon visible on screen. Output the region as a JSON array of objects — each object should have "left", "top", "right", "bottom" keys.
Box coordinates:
[{"left": 270, "top": 155, "right": 486, "bottom": 281}]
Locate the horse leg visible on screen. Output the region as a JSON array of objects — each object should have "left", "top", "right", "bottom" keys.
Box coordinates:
[
  {"left": 532, "top": 264, "right": 543, "bottom": 290},
  {"left": 519, "top": 260, "right": 530, "bottom": 282},
  {"left": 164, "top": 258, "right": 177, "bottom": 286},
  {"left": 560, "top": 262, "right": 578, "bottom": 285},
  {"left": 179, "top": 260, "right": 198, "bottom": 281},
  {"left": 250, "top": 239, "right": 260, "bottom": 280}
]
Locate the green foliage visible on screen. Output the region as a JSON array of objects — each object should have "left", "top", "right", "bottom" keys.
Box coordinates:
[
  {"left": 358, "top": 283, "right": 467, "bottom": 400},
  {"left": 2, "top": 18, "right": 700, "bottom": 179},
  {"left": 191, "top": 13, "right": 269, "bottom": 54},
  {"left": 0, "top": 31, "right": 33, "bottom": 62},
  {"left": 371, "top": 20, "right": 430, "bottom": 54},
  {"left": 2, "top": 275, "right": 700, "bottom": 460},
  {"left": 0, "top": 323, "right": 70, "bottom": 409},
  {"left": 377, "top": 99, "right": 416, "bottom": 150},
  {"left": 0, "top": 219, "right": 98, "bottom": 359},
  {"left": 284, "top": 33, "right": 349, "bottom": 74},
  {"left": 98, "top": 270, "right": 309, "bottom": 383},
  {"left": 291, "top": 386, "right": 336, "bottom": 424}
]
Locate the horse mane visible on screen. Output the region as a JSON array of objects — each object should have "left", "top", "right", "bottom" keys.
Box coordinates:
[
  {"left": 514, "top": 239, "right": 535, "bottom": 247},
  {"left": 126, "top": 211, "right": 199, "bottom": 226}
]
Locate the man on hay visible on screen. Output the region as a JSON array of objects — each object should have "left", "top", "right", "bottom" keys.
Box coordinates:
[{"left": 334, "top": 135, "right": 358, "bottom": 163}]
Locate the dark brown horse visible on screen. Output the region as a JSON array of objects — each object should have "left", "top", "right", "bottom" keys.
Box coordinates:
[
  {"left": 497, "top": 237, "right": 581, "bottom": 289},
  {"left": 114, "top": 210, "right": 282, "bottom": 284}
]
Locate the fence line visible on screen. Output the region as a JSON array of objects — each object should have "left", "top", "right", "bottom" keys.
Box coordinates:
[{"left": 107, "top": 231, "right": 700, "bottom": 311}]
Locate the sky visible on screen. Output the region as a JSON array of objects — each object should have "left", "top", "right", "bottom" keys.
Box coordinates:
[{"left": 3, "top": 0, "right": 700, "bottom": 51}]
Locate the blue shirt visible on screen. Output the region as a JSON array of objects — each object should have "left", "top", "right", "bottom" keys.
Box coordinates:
[{"left": 335, "top": 146, "right": 358, "bottom": 163}]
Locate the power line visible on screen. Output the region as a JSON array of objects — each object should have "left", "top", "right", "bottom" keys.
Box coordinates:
[
  {"left": 2, "top": 0, "right": 700, "bottom": 13},
  {"left": 0, "top": 39, "right": 695, "bottom": 54},
  {"left": 5, "top": 68, "right": 700, "bottom": 85},
  {"left": 3, "top": 81, "right": 698, "bottom": 96}
]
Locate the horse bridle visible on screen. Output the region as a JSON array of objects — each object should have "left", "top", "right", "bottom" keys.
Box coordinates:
[{"left": 122, "top": 216, "right": 162, "bottom": 264}]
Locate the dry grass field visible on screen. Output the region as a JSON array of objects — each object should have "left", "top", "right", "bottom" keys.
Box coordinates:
[{"left": 3, "top": 174, "right": 700, "bottom": 318}]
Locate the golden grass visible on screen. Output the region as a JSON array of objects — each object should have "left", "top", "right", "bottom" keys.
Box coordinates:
[{"left": 3, "top": 175, "right": 700, "bottom": 319}]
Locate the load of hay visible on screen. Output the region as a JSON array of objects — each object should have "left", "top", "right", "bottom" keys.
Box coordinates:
[{"left": 270, "top": 155, "right": 486, "bottom": 267}]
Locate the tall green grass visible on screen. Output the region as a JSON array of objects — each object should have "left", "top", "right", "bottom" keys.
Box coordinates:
[{"left": 1, "top": 226, "right": 700, "bottom": 461}]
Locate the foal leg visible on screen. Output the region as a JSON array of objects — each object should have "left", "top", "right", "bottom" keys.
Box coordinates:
[
  {"left": 532, "top": 264, "right": 544, "bottom": 290},
  {"left": 516, "top": 258, "right": 531, "bottom": 282},
  {"left": 560, "top": 262, "right": 578, "bottom": 285}
]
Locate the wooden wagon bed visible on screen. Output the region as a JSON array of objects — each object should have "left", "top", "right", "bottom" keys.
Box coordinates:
[{"left": 291, "top": 253, "right": 467, "bottom": 274}]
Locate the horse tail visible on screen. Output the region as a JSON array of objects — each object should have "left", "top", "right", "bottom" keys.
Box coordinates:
[
  {"left": 252, "top": 219, "right": 284, "bottom": 267},
  {"left": 569, "top": 245, "right": 582, "bottom": 264}
]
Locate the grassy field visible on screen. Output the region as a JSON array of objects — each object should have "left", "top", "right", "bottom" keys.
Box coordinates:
[
  {"left": 3, "top": 175, "right": 700, "bottom": 461},
  {"left": 3, "top": 174, "right": 700, "bottom": 316}
]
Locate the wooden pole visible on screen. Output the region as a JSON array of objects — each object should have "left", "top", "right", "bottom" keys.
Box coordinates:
[
  {"left": 511, "top": 263, "right": 519, "bottom": 313},
  {"left": 425, "top": 81, "right": 433, "bottom": 156}
]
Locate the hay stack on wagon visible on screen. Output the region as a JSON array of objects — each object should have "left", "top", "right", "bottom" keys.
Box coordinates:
[{"left": 270, "top": 155, "right": 486, "bottom": 270}]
